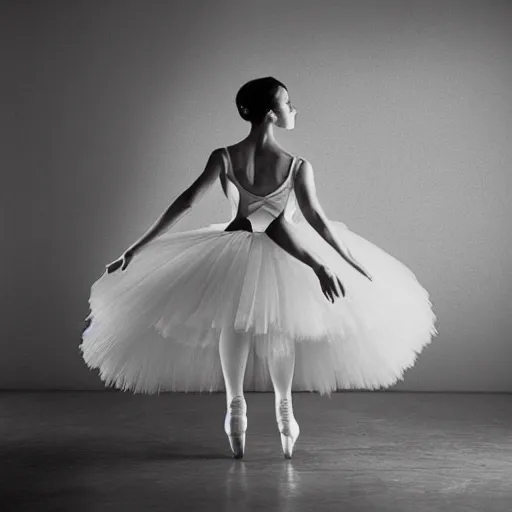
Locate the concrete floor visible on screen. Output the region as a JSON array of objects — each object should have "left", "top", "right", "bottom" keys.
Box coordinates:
[{"left": 0, "top": 391, "right": 510, "bottom": 511}]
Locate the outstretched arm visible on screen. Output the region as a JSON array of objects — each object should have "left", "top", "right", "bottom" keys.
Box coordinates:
[
  {"left": 264, "top": 214, "right": 323, "bottom": 272},
  {"left": 126, "top": 148, "right": 224, "bottom": 254},
  {"left": 294, "top": 158, "right": 371, "bottom": 280}
]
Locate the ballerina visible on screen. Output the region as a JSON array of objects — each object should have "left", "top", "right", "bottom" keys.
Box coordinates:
[{"left": 81, "top": 76, "right": 438, "bottom": 460}]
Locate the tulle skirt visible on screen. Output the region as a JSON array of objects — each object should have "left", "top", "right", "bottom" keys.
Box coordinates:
[{"left": 79, "top": 218, "right": 438, "bottom": 396}]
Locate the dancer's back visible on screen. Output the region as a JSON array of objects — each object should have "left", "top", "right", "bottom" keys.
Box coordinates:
[
  {"left": 221, "top": 143, "right": 302, "bottom": 232},
  {"left": 225, "top": 142, "right": 296, "bottom": 197}
]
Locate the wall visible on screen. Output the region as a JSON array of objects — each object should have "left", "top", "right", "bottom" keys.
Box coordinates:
[{"left": 1, "top": 0, "right": 511, "bottom": 391}]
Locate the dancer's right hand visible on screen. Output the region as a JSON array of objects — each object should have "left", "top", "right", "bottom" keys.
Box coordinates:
[
  {"left": 343, "top": 247, "right": 373, "bottom": 282},
  {"left": 106, "top": 249, "right": 135, "bottom": 274},
  {"left": 314, "top": 264, "right": 345, "bottom": 302}
]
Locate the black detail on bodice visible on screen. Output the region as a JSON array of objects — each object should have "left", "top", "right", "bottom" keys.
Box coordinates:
[{"left": 224, "top": 216, "right": 254, "bottom": 232}]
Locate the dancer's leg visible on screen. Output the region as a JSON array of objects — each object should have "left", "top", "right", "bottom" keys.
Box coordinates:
[
  {"left": 268, "top": 345, "right": 296, "bottom": 407},
  {"left": 219, "top": 328, "right": 251, "bottom": 407},
  {"left": 219, "top": 328, "right": 251, "bottom": 458},
  {"left": 268, "top": 344, "right": 300, "bottom": 457}
]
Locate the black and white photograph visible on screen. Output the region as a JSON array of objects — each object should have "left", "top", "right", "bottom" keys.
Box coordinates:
[{"left": 1, "top": 0, "right": 510, "bottom": 510}]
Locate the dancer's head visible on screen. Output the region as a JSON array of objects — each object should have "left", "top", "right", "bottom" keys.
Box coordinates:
[{"left": 236, "top": 77, "right": 297, "bottom": 130}]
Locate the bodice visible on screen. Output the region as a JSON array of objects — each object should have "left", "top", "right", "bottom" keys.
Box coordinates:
[{"left": 221, "top": 147, "right": 301, "bottom": 232}]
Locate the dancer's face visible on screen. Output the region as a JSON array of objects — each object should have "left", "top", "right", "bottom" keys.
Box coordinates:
[{"left": 269, "top": 87, "right": 297, "bottom": 130}]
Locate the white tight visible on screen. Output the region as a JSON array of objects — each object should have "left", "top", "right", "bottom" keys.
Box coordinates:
[{"left": 219, "top": 328, "right": 296, "bottom": 410}]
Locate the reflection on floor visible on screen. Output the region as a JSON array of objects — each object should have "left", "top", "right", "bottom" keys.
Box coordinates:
[{"left": 1, "top": 391, "right": 510, "bottom": 511}]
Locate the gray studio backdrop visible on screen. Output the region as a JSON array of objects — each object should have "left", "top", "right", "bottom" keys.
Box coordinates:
[{"left": 1, "top": 0, "right": 510, "bottom": 391}]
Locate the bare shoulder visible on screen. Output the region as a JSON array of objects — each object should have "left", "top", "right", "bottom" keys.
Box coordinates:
[
  {"left": 292, "top": 157, "right": 325, "bottom": 221},
  {"left": 207, "top": 147, "right": 227, "bottom": 170},
  {"left": 295, "top": 157, "right": 314, "bottom": 178},
  {"left": 293, "top": 157, "right": 319, "bottom": 199},
  {"left": 297, "top": 156, "right": 312, "bottom": 167}
]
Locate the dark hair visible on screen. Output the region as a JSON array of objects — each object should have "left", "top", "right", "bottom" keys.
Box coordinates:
[{"left": 235, "top": 76, "right": 287, "bottom": 124}]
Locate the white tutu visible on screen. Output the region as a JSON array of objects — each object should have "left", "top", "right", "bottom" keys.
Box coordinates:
[{"left": 80, "top": 217, "right": 438, "bottom": 396}]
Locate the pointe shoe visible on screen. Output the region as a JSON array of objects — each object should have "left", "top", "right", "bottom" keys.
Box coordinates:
[
  {"left": 224, "top": 395, "right": 247, "bottom": 459},
  {"left": 276, "top": 397, "right": 300, "bottom": 459}
]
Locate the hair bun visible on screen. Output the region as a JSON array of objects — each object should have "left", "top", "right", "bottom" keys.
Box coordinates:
[{"left": 235, "top": 77, "right": 287, "bottom": 124}]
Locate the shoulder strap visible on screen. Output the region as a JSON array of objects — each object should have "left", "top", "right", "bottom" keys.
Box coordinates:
[
  {"left": 290, "top": 157, "right": 303, "bottom": 186},
  {"left": 224, "top": 147, "right": 302, "bottom": 192},
  {"left": 223, "top": 147, "right": 233, "bottom": 178}
]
